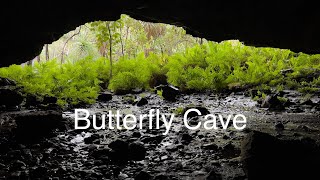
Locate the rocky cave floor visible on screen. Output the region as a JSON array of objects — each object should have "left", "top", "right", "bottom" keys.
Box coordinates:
[{"left": 0, "top": 90, "right": 320, "bottom": 180}]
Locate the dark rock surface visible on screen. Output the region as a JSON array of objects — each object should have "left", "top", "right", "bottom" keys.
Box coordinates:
[
  {"left": 136, "top": 97, "right": 148, "bottom": 107},
  {"left": 1, "top": 92, "right": 319, "bottom": 179},
  {"left": 261, "top": 94, "right": 285, "bottom": 111},
  {"left": 241, "top": 131, "right": 320, "bottom": 179},
  {"left": 0, "top": 88, "right": 23, "bottom": 108},
  {"left": 97, "top": 92, "right": 112, "bottom": 102},
  {"left": 42, "top": 95, "right": 58, "bottom": 105},
  {"left": 156, "top": 85, "right": 180, "bottom": 101},
  {"left": 0, "top": 78, "right": 23, "bottom": 108},
  {"left": 13, "top": 110, "right": 66, "bottom": 142}
]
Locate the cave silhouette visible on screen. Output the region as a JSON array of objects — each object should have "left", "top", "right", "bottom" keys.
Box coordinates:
[{"left": 1, "top": 0, "right": 320, "bottom": 67}]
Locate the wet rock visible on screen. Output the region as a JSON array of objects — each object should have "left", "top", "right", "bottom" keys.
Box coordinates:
[
  {"left": 128, "top": 142, "right": 146, "bottom": 161},
  {"left": 118, "top": 173, "right": 129, "bottom": 180},
  {"left": 166, "top": 144, "right": 182, "bottom": 152},
  {"left": 109, "top": 139, "right": 129, "bottom": 152},
  {"left": 283, "top": 99, "right": 295, "bottom": 107},
  {"left": 0, "top": 163, "right": 5, "bottom": 169},
  {"left": 0, "top": 88, "right": 23, "bottom": 108},
  {"left": 261, "top": 94, "right": 285, "bottom": 111},
  {"left": 154, "top": 174, "right": 170, "bottom": 180},
  {"left": 155, "top": 84, "right": 179, "bottom": 101},
  {"left": 135, "top": 170, "right": 152, "bottom": 180},
  {"left": 84, "top": 134, "right": 100, "bottom": 144},
  {"left": 300, "top": 99, "right": 316, "bottom": 106},
  {"left": 202, "top": 143, "right": 219, "bottom": 151},
  {"left": 180, "top": 133, "right": 193, "bottom": 144},
  {"left": 10, "top": 160, "right": 26, "bottom": 171},
  {"left": 9, "top": 171, "right": 22, "bottom": 179},
  {"left": 109, "top": 139, "right": 129, "bottom": 163},
  {"left": 43, "top": 95, "right": 58, "bottom": 104},
  {"left": 97, "top": 92, "right": 112, "bottom": 102},
  {"left": 182, "top": 106, "right": 210, "bottom": 119},
  {"left": 89, "top": 148, "right": 110, "bottom": 159},
  {"left": 220, "top": 142, "right": 240, "bottom": 158},
  {"left": 288, "top": 105, "right": 304, "bottom": 113},
  {"left": 136, "top": 97, "right": 148, "bottom": 106},
  {"left": 8, "top": 150, "right": 22, "bottom": 160},
  {"left": 108, "top": 139, "right": 146, "bottom": 163},
  {"left": 275, "top": 122, "right": 284, "bottom": 132},
  {"left": 141, "top": 135, "right": 165, "bottom": 144},
  {"left": 14, "top": 110, "right": 65, "bottom": 142},
  {"left": 241, "top": 131, "right": 320, "bottom": 179},
  {"left": 132, "top": 131, "right": 142, "bottom": 138},
  {"left": 222, "top": 134, "right": 229, "bottom": 140},
  {"left": 296, "top": 125, "right": 312, "bottom": 132},
  {"left": 25, "top": 94, "right": 39, "bottom": 108},
  {"left": 30, "top": 166, "right": 48, "bottom": 178},
  {"left": 123, "top": 94, "right": 136, "bottom": 104},
  {"left": 205, "top": 170, "right": 222, "bottom": 180},
  {"left": 22, "top": 149, "right": 33, "bottom": 160}
]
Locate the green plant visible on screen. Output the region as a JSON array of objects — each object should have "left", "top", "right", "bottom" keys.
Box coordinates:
[
  {"left": 172, "top": 107, "right": 184, "bottom": 115},
  {"left": 277, "top": 96, "right": 288, "bottom": 103}
]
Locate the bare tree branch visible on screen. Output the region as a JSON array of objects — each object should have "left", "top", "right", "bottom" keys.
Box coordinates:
[{"left": 61, "top": 26, "right": 82, "bottom": 64}]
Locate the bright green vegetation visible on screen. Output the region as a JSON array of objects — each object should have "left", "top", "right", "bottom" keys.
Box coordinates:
[
  {"left": 167, "top": 41, "right": 320, "bottom": 93},
  {"left": 0, "top": 15, "right": 319, "bottom": 107}
]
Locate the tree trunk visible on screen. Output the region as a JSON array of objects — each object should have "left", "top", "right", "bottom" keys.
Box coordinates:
[
  {"left": 61, "top": 27, "right": 81, "bottom": 64},
  {"left": 119, "top": 25, "right": 125, "bottom": 57},
  {"left": 36, "top": 55, "right": 40, "bottom": 62},
  {"left": 45, "top": 44, "right": 49, "bottom": 61},
  {"left": 107, "top": 22, "right": 113, "bottom": 78}
]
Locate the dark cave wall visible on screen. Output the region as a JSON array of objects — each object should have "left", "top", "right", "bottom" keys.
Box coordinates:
[{"left": 1, "top": 0, "right": 320, "bottom": 67}]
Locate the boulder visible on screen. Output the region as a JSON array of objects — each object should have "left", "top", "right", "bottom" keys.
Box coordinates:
[
  {"left": 13, "top": 110, "right": 65, "bottom": 142},
  {"left": 241, "top": 131, "right": 320, "bottom": 179},
  {"left": 89, "top": 148, "right": 110, "bottom": 159},
  {"left": 108, "top": 139, "right": 129, "bottom": 163},
  {"left": 205, "top": 170, "right": 222, "bottom": 180},
  {"left": 43, "top": 95, "right": 58, "bottom": 104},
  {"left": 0, "top": 88, "right": 24, "bottom": 107},
  {"left": 97, "top": 92, "right": 112, "bottom": 102},
  {"left": 155, "top": 85, "right": 179, "bottom": 101},
  {"left": 25, "top": 94, "right": 39, "bottom": 108},
  {"left": 128, "top": 142, "right": 146, "bottom": 161},
  {"left": 275, "top": 122, "right": 284, "bottom": 133},
  {"left": 84, "top": 134, "right": 101, "bottom": 144},
  {"left": 180, "top": 133, "right": 193, "bottom": 145},
  {"left": 108, "top": 139, "right": 146, "bottom": 163},
  {"left": 135, "top": 171, "right": 152, "bottom": 180},
  {"left": 261, "top": 94, "right": 285, "bottom": 111},
  {"left": 136, "top": 97, "right": 148, "bottom": 107},
  {"left": 220, "top": 142, "right": 240, "bottom": 158}
]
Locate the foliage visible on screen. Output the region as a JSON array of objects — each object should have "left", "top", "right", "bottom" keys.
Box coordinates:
[
  {"left": 1, "top": 14, "right": 320, "bottom": 107},
  {"left": 108, "top": 53, "right": 163, "bottom": 93},
  {"left": 166, "top": 40, "right": 320, "bottom": 93},
  {"left": 0, "top": 57, "right": 101, "bottom": 106}
]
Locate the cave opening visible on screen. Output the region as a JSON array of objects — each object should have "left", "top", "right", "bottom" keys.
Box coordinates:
[{"left": 1, "top": 3, "right": 320, "bottom": 179}]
